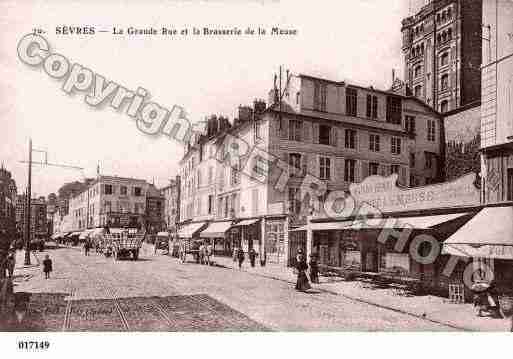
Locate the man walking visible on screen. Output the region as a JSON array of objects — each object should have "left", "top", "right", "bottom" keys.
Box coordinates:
[
  {"left": 237, "top": 247, "right": 245, "bottom": 269},
  {"left": 248, "top": 248, "right": 257, "bottom": 268}
]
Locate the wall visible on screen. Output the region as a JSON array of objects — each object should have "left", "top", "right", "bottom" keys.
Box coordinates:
[{"left": 443, "top": 104, "right": 481, "bottom": 181}]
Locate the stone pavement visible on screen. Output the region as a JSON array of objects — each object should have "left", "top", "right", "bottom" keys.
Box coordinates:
[
  {"left": 13, "top": 249, "right": 40, "bottom": 269},
  {"left": 210, "top": 255, "right": 512, "bottom": 331}
]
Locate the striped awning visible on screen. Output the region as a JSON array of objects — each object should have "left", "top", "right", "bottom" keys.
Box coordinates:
[
  {"left": 199, "top": 221, "right": 232, "bottom": 238},
  {"left": 178, "top": 222, "right": 206, "bottom": 238}
]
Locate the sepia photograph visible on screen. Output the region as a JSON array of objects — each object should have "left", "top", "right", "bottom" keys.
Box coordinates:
[{"left": 1, "top": 0, "right": 513, "bottom": 354}]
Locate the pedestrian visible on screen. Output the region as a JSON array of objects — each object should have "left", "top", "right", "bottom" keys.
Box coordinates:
[
  {"left": 205, "top": 241, "right": 213, "bottom": 266},
  {"left": 248, "top": 248, "right": 257, "bottom": 268},
  {"left": 309, "top": 253, "right": 319, "bottom": 284},
  {"left": 233, "top": 247, "right": 238, "bottom": 262},
  {"left": 6, "top": 251, "right": 15, "bottom": 279},
  {"left": 42, "top": 254, "right": 52, "bottom": 279},
  {"left": 84, "top": 240, "right": 90, "bottom": 256},
  {"left": 295, "top": 252, "right": 311, "bottom": 292},
  {"left": 199, "top": 242, "right": 205, "bottom": 265},
  {"left": 237, "top": 247, "right": 245, "bottom": 269}
]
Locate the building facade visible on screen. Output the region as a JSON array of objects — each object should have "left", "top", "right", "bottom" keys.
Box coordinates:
[
  {"left": 178, "top": 73, "right": 443, "bottom": 265},
  {"left": 401, "top": 0, "right": 482, "bottom": 113},
  {"left": 68, "top": 175, "right": 149, "bottom": 230},
  {"left": 480, "top": 0, "right": 513, "bottom": 203},
  {"left": 162, "top": 176, "right": 180, "bottom": 233},
  {"left": 0, "top": 165, "right": 17, "bottom": 234},
  {"left": 145, "top": 184, "right": 165, "bottom": 234}
]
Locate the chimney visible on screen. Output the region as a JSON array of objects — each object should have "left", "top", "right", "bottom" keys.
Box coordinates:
[
  {"left": 392, "top": 69, "right": 396, "bottom": 84},
  {"left": 253, "top": 99, "right": 266, "bottom": 115}
]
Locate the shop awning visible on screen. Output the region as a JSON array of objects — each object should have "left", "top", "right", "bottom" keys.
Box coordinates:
[
  {"left": 51, "top": 233, "right": 61, "bottom": 240},
  {"left": 200, "top": 221, "right": 232, "bottom": 238},
  {"left": 157, "top": 231, "right": 169, "bottom": 236},
  {"left": 178, "top": 222, "right": 206, "bottom": 238},
  {"left": 347, "top": 212, "right": 471, "bottom": 230},
  {"left": 233, "top": 219, "right": 259, "bottom": 227},
  {"left": 291, "top": 221, "right": 354, "bottom": 231},
  {"left": 442, "top": 206, "right": 513, "bottom": 259},
  {"left": 71, "top": 231, "right": 82, "bottom": 236},
  {"left": 79, "top": 230, "right": 93, "bottom": 239}
]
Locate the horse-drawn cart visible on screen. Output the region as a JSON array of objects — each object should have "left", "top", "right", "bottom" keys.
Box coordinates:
[
  {"left": 102, "top": 232, "right": 144, "bottom": 260},
  {"left": 178, "top": 238, "right": 200, "bottom": 263}
]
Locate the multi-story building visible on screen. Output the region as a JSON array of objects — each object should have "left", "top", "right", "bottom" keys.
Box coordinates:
[
  {"left": 401, "top": 0, "right": 482, "bottom": 113},
  {"left": 178, "top": 73, "right": 443, "bottom": 265},
  {"left": 0, "top": 165, "right": 17, "bottom": 234},
  {"left": 145, "top": 184, "right": 165, "bottom": 234},
  {"left": 30, "top": 197, "right": 48, "bottom": 239},
  {"left": 68, "top": 175, "right": 150, "bottom": 230},
  {"left": 162, "top": 176, "right": 180, "bottom": 233},
  {"left": 480, "top": 0, "right": 513, "bottom": 203}
]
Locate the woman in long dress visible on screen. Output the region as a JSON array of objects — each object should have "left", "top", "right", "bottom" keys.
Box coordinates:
[{"left": 295, "top": 253, "right": 311, "bottom": 291}]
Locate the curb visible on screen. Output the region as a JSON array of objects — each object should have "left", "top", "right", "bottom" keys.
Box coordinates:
[{"left": 215, "top": 261, "right": 472, "bottom": 332}]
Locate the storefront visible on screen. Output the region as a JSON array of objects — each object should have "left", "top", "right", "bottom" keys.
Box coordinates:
[
  {"left": 265, "top": 218, "right": 286, "bottom": 264},
  {"left": 442, "top": 204, "right": 513, "bottom": 295},
  {"left": 199, "top": 221, "right": 233, "bottom": 256},
  {"left": 291, "top": 173, "right": 483, "bottom": 293},
  {"left": 177, "top": 221, "right": 207, "bottom": 240}
]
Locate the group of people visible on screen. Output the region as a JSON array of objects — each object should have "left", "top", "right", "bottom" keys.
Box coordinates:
[
  {"left": 295, "top": 249, "right": 319, "bottom": 292},
  {"left": 198, "top": 241, "right": 214, "bottom": 265},
  {"left": 233, "top": 247, "right": 259, "bottom": 269}
]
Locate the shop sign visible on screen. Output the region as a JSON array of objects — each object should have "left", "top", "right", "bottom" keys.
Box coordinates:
[{"left": 349, "top": 173, "right": 480, "bottom": 213}]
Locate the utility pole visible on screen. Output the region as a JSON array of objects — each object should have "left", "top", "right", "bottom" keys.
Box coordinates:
[
  {"left": 24, "top": 139, "right": 32, "bottom": 265},
  {"left": 20, "top": 140, "right": 84, "bottom": 265}
]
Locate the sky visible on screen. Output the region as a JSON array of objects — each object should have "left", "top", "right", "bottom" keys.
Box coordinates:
[{"left": 0, "top": 0, "right": 427, "bottom": 198}]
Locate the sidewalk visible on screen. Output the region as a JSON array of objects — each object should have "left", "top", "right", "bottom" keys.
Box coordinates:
[
  {"left": 14, "top": 250, "right": 40, "bottom": 269},
  {"left": 212, "top": 255, "right": 511, "bottom": 331}
]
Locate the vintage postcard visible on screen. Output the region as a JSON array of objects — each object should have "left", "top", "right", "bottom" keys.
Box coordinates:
[{"left": 1, "top": 0, "right": 513, "bottom": 355}]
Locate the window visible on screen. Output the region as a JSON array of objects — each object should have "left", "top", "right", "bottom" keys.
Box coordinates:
[
  {"left": 199, "top": 144, "right": 204, "bottom": 162},
  {"left": 288, "top": 187, "right": 301, "bottom": 214},
  {"left": 390, "top": 164, "right": 400, "bottom": 174},
  {"left": 346, "top": 88, "right": 357, "bottom": 116},
  {"left": 425, "top": 153, "right": 434, "bottom": 169},
  {"left": 197, "top": 170, "right": 202, "bottom": 188},
  {"left": 345, "top": 129, "right": 356, "bottom": 149},
  {"left": 319, "top": 124, "right": 331, "bottom": 145},
  {"left": 414, "top": 85, "right": 422, "bottom": 98},
  {"left": 386, "top": 96, "right": 402, "bottom": 124},
  {"left": 437, "top": 13, "right": 441, "bottom": 23},
  {"left": 134, "top": 187, "right": 142, "bottom": 196},
  {"left": 447, "top": 28, "right": 452, "bottom": 40},
  {"left": 254, "top": 120, "right": 262, "bottom": 140},
  {"left": 369, "top": 134, "right": 380, "bottom": 152},
  {"left": 104, "top": 184, "right": 113, "bottom": 195},
  {"left": 440, "top": 100, "right": 449, "bottom": 113},
  {"left": 414, "top": 65, "right": 422, "bottom": 78},
  {"left": 120, "top": 186, "right": 127, "bottom": 195},
  {"left": 441, "top": 74, "right": 449, "bottom": 90},
  {"left": 366, "top": 95, "right": 378, "bottom": 119},
  {"left": 369, "top": 162, "right": 379, "bottom": 176},
  {"left": 410, "top": 153, "right": 416, "bottom": 168},
  {"left": 288, "top": 153, "right": 302, "bottom": 176},
  {"left": 344, "top": 159, "right": 356, "bottom": 182},
  {"left": 231, "top": 162, "right": 240, "bottom": 186},
  {"left": 319, "top": 157, "right": 331, "bottom": 180},
  {"left": 447, "top": 7, "right": 452, "bottom": 19},
  {"left": 104, "top": 201, "right": 111, "bottom": 213},
  {"left": 405, "top": 115, "right": 416, "bottom": 134},
  {"left": 508, "top": 169, "right": 513, "bottom": 201},
  {"left": 391, "top": 137, "right": 402, "bottom": 155},
  {"left": 208, "top": 166, "right": 213, "bottom": 184},
  {"left": 440, "top": 52, "right": 449, "bottom": 66},
  {"left": 314, "top": 82, "right": 327, "bottom": 111},
  {"left": 289, "top": 119, "right": 302, "bottom": 141},
  {"left": 427, "top": 119, "right": 436, "bottom": 141}
]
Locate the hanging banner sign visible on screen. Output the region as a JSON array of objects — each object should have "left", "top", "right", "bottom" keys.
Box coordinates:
[{"left": 349, "top": 172, "right": 480, "bottom": 213}]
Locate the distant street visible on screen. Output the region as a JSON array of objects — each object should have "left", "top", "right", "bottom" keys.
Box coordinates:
[{"left": 5, "top": 245, "right": 457, "bottom": 331}]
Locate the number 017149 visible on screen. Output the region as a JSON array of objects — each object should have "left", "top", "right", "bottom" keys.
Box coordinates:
[{"left": 18, "top": 341, "right": 50, "bottom": 350}]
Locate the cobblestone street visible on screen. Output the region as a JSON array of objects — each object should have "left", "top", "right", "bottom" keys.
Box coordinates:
[{"left": 3, "top": 245, "right": 459, "bottom": 331}]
